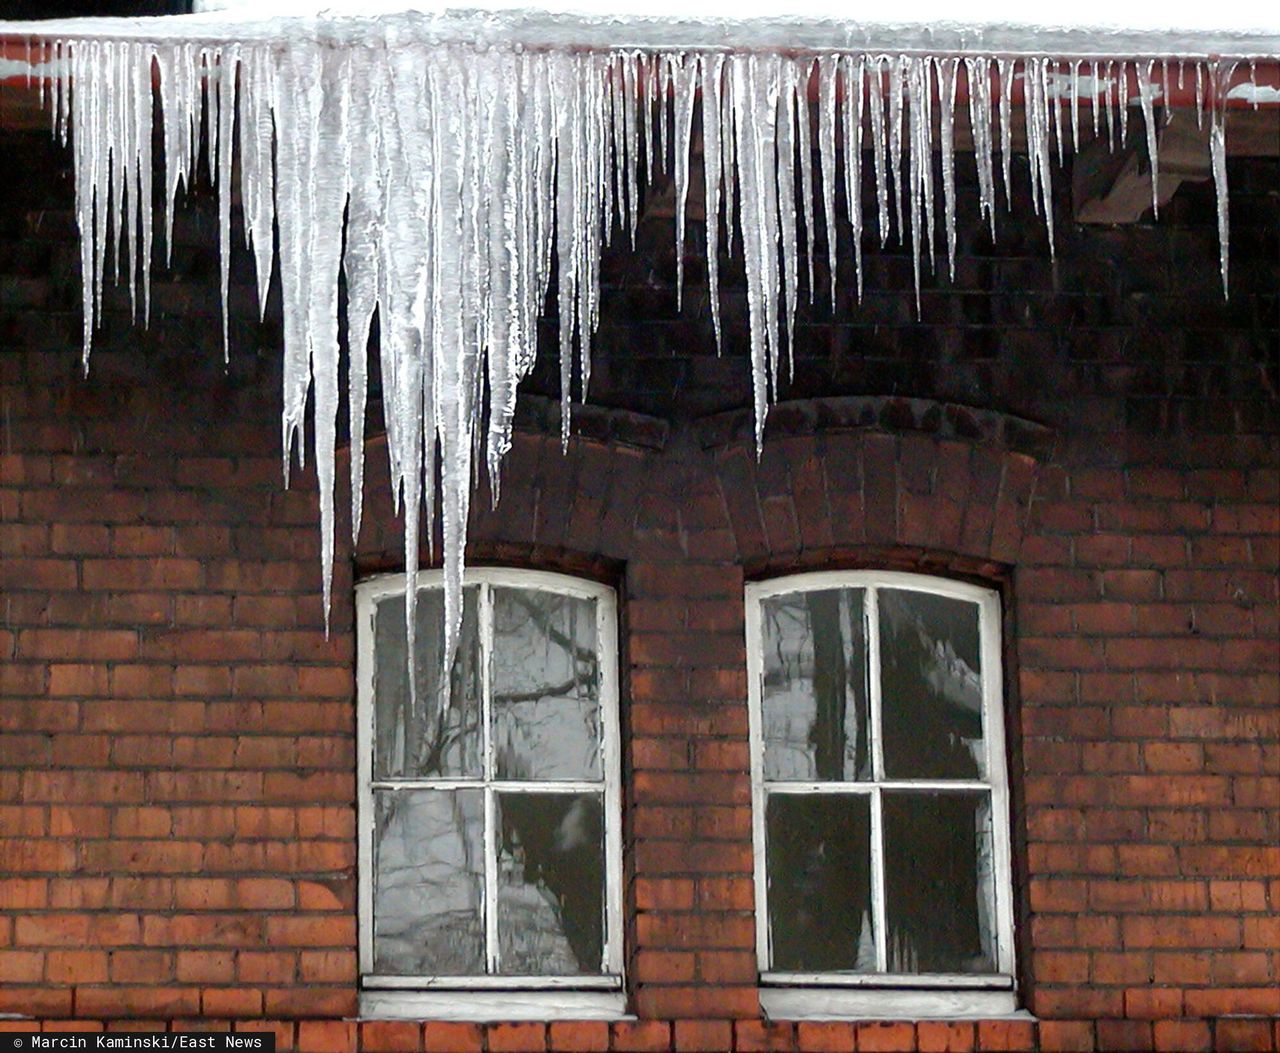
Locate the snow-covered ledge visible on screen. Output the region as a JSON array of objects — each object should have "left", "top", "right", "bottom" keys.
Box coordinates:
[{"left": 0, "top": 5, "right": 1276, "bottom": 661}]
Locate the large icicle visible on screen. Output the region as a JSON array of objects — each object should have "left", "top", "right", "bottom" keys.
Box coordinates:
[{"left": 40, "top": 25, "right": 1255, "bottom": 671}]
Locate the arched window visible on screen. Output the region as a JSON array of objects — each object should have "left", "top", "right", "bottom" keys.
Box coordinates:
[
  {"left": 746, "top": 571, "right": 1017, "bottom": 1018},
  {"left": 356, "top": 569, "right": 623, "bottom": 1019}
]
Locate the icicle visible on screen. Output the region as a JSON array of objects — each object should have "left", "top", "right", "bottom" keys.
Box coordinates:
[
  {"left": 611, "top": 56, "right": 630, "bottom": 235},
  {"left": 1024, "top": 58, "right": 1055, "bottom": 253},
  {"left": 731, "top": 53, "right": 783, "bottom": 451},
  {"left": 776, "top": 60, "right": 800, "bottom": 366},
  {"left": 343, "top": 45, "right": 381, "bottom": 545},
  {"left": 795, "top": 58, "right": 816, "bottom": 304},
  {"left": 216, "top": 46, "right": 240, "bottom": 361},
  {"left": 919, "top": 59, "right": 935, "bottom": 276},
  {"left": 44, "top": 26, "right": 1254, "bottom": 699},
  {"left": 58, "top": 40, "right": 71, "bottom": 146},
  {"left": 659, "top": 54, "right": 673, "bottom": 171},
  {"left": 1103, "top": 61, "right": 1116, "bottom": 149},
  {"left": 887, "top": 57, "right": 904, "bottom": 241},
  {"left": 134, "top": 45, "right": 154, "bottom": 325},
  {"left": 1069, "top": 60, "right": 1081, "bottom": 152},
  {"left": 937, "top": 57, "right": 959, "bottom": 281},
  {"left": 996, "top": 57, "right": 1015, "bottom": 209},
  {"left": 841, "top": 54, "right": 865, "bottom": 300},
  {"left": 817, "top": 55, "right": 839, "bottom": 303},
  {"left": 1119, "top": 60, "right": 1130, "bottom": 145},
  {"left": 700, "top": 53, "right": 725, "bottom": 350},
  {"left": 720, "top": 63, "right": 736, "bottom": 257},
  {"left": 621, "top": 52, "right": 640, "bottom": 244},
  {"left": 868, "top": 56, "right": 889, "bottom": 245},
  {"left": 1135, "top": 60, "right": 1160, "bottom": 217},
  {"left": 906, "top": 56, "right": 928, "bottom": 310},
  {"left": 647, "top": 55, "right": 660, "bottom": 179},
  {"left": 672, "top": 54, "right": 698, "bottom": 310},
  {"left": 1091, "top": 61, "right": 1101, "bottom": 139},
  {"left": 1195, "top": 61, "right": 1205, "bottom": 128},
  {"left": 1051, "top": 60, "right": 1064, "bottom": 167},
  {"left": 239, "top": 45, "right": 277, "bottom": 318},
  {"left": 1210, "top": 61, "right": 1235, "bottom": 295},
  {"left": 966, "top": 56, "right": 996, "bottom": 238}
]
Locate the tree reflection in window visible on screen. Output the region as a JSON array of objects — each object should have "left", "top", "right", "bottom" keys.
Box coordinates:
[
  {"left": 752, "top": 575, "right": 1009, "bottom": 983},
  {"left": 363, "top": 572, "right": 619, "bottom": 983}
]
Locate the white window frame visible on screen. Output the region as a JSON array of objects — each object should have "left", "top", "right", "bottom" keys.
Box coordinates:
[
  {"left": 356, "top": 568, "right": 626, "bottom": 1020},
  {"left": 745, "top": 570, "right": 1021, "bottom": 1020}
]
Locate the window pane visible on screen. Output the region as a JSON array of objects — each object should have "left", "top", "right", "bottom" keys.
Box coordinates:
[
  {"left": 496, "top": 791, "right": 605, "bottom": 975},
  {"left": 766, "top": 792, "right": 875, "bottom": 972},
  {"left": 492, "top": 588, "right": 602, "bottom": 781},
  {"left": 373, "top": 788, "right": 486, "bottom": 975},
  {"left": 374, "top": 587, "right": 481, "bottom": 779},
  {"left": 883, "top": 791, "right": 997, "bottom": 974},
  {"left": 878, "top": 589, "right": 985, "bottom": 779},
  {"left": 760, "top": 589, "right": 871, "bottom": 781}
]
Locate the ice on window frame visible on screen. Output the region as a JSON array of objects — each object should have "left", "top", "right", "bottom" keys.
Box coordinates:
[{"left": 31, "top": 24, "right": 1253, "bottom": 667}]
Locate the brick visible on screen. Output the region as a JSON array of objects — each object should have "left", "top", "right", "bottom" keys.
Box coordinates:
[
  {"left": 855, "top": 1022, "right": 916, "bottom": 1052},
  {"left": 361, "top": 1021, "right": 422, "bottom": 1053},
  {"left": 1095, "top": 1020, "right": 1153, "bottom": 1052},
  {"left": 487, "top": 1023, "right": 547, "bottom": 1052},
  {"left": 610, "top": 1021, "right": 671, "bottom": 1052},
  {"left": 1036, "top": 1021, "right": 1094, "bottom": 1053},
  {"left": 1151, "top": 1021, "right": 1210, "bottom": 1053},
  {"left": 673, "top": 1020, "right": 731, "bottom": 1052},
  {"left": 735, "top": 1020, "right": 796, "bottom": 1052},
  {"left": 422, "top": 1023, "right": 483, "bottom": 1053},
  {"left": 1212, "top": 1019, "right": 1273, "bottom": 1052},
  {"left": 912, "top": 1022, "right": 979, "bottom": 1053},
  {"left": 297, "top": 1021, "right": 356, "bottom": 1053},
  {"left": 795, "top": 1022, "right": 855, "bottom": 1052},
  {"left": 547, "top": 1022, "right": 608, "bottom": 1052}
]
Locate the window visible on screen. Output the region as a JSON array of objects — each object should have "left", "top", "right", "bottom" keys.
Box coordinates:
[
  {"left": 745, "top": 571, "right": 1017, "bottom": 1019},
  {"left": 356, "top": 569, "right": 624, "bottom": 1020}
]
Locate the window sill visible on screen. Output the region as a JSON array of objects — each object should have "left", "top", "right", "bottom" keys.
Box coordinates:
[
  {"left": 760, "top": 987, "right": 1024, "bottom": 1020},
  {"left": 360, "top": 989, "right": 631, "bottom": 1021}
]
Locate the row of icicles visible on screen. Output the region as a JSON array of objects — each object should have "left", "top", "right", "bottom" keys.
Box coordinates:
[{"left": 25, "top": 34, "right": 1252, "bottom": 676}]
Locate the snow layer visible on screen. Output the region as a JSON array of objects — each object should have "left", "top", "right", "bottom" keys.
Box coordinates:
[{"left": 3, "top": 15, "right": 1274, "bottom": 667}]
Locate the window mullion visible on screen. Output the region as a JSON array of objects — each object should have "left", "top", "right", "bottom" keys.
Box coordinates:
[
  {"left": 866, "top": 587, "right": 884, "bottom": 782},
  {"left": 865, "top": 587, "right": 888, "bottom": 972},
  {"left": 870, "top": 784, "right": 887, "bottom": 972},
  {"left": 480, "top": 583, "right": 499, "bottom": 976}
]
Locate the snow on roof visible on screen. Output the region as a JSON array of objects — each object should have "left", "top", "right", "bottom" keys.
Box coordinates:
[{"left": 1, "top": 5, "right": 1278, "bottom": 57}]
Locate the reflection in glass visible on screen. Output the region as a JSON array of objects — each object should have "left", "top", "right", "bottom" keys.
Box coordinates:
[
  {"left": 761, "top": 589, "right": 870, "bottom": 781},
  {"left": 496, "top": 792, "right": 605, "bottom": 975},
  {"left": 492, "top": 588, "right": 601, "bottom": 781},
  {"left": 766, "top": 792, "right": 875, "bottom": 972},
  {"left": 878, "top": 589, "right": 984, "bottom": 779},
  {"left": 883, "top": 791, "right": 996, "bottom": 973},
  {"left": 374, "top": 587, "right": 481, "bottom": 779},
  {"left": 373, "top": 789, "right": 485, "bottom": 974}
]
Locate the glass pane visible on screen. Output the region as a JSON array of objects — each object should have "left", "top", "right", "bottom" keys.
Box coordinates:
[
  {"left": 766, "top": 792, "right": 875, "bottom": 972},
  {"left": 496, "top": 792, "right": 606, "bottom": 975},
  {"left": 760, "top": 589, "right": 870, "bottom": 781},
  {"left": 883, "top": 791, "right": 997, "bottom": 974},
  {"left": 374, "top": 586, "right": 481, "bottom": 779},
  {"left": 373, "top": 788, "right": 485, "bottom": 975},
  {"left": 492, "top": 588, "right": 602, "bottom": 781},
  {"left": 878, "top": 589, "right": 985, "bottom": 779}
]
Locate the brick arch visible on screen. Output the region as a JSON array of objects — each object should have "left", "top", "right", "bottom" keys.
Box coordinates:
[
  {"left": 700, "top": 396, "right": 1057, "bottom": 571},
  {"left": 346, "top": 396, "right": 669, "bottom": 574}
]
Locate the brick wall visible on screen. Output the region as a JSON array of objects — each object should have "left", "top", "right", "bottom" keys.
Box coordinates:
[{"left": 0, "top": 126, "right": 1277, "bottom": 1053}]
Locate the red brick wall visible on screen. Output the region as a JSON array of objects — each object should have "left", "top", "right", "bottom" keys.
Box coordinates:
[{"left": 1, "top": 132, "right": 1277, "bottom": 1051}]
